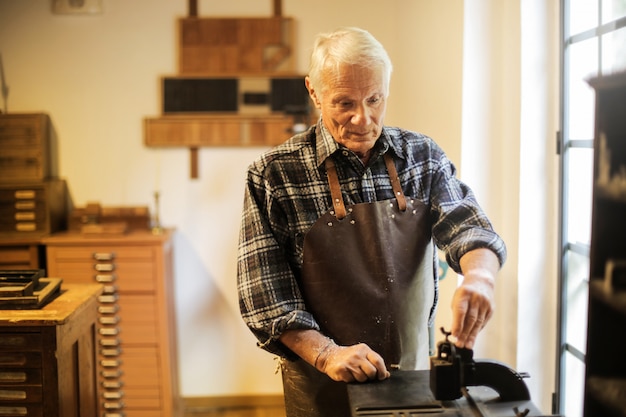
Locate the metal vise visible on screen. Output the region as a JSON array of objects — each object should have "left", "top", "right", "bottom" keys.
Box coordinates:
[{"left": 430, "top": 328, "right": 531, "bottom": 402}]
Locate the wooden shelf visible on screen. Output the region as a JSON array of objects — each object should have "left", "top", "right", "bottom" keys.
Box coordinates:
[
  {"left": 144, "top": 113, "right": 295, "bottom": 147},
  {"left": 584, "top": 70, "right": 626, "bottom": 417}
]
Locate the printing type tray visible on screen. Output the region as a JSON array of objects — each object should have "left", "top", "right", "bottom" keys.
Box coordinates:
[{"left": 0, "top": 273, "right": 62, "bottom": 310}]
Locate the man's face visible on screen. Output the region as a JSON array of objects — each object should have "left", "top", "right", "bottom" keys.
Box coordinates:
[{"left": 307, "top": 64, "right": 388, "bottom": 160}]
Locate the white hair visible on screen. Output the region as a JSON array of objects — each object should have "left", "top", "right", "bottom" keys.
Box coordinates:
[{"left": 308, "top": 27, "right": 393, "bottom": 96}]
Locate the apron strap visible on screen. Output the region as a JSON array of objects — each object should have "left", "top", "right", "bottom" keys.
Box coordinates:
[
  {"left": 325, "top": 158, "right": 348, "bottom": 220},
  {"left": 384, "top": 153, "right": 407, "bottom": 212},
  {"left": 324, "top": 153, "right": 407, "bottom": 220}
]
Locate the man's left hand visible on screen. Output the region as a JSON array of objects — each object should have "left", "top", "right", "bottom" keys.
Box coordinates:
[{"left": 450, "top": 248, "right": 499, "bottom": 349}]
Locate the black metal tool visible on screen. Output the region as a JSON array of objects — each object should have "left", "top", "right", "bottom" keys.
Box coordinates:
[{"left": 430, "top": 327, "right": 531, "bottom": 402}]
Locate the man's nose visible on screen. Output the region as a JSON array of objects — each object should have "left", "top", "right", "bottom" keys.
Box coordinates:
[{"left": 351, "top": 104, "right": 371, "bottom": 125}]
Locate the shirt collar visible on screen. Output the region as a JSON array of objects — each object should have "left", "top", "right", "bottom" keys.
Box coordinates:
[{"left": 314, "top": 118, "right": 406, "bottom": 168}]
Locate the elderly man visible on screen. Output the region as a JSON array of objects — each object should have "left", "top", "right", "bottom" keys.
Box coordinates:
[{"left": 237, "top": 27, "right": 506, "bottom": 417}]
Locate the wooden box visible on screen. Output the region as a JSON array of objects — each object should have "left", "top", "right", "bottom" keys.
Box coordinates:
[
  {"left": 0, "top": 113, "right": 55, "bottom": 183},
  {"left": 0, "top": 179, "right": 68, "bottom": 238}
]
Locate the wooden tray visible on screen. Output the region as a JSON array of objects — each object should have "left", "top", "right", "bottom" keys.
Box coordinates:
[
  {"left": 0, "top": 278, "right": 62, "bottom": 309},
  {"left": 0, "top": 270, "right": 43, "bottom": 297}
]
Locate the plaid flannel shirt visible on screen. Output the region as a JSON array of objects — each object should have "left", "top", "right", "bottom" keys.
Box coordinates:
[{"left": 237, "top": 120, "right": 506, "bottom": 357}]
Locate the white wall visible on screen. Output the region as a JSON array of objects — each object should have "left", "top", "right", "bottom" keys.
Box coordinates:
[{"left": 0, "top": 0, "right": 558, "bottom": 409}]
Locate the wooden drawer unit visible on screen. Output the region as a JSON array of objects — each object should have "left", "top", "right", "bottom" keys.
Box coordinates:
[
  {"left": 0, "top": 179, "right": 68, "bottom": 238},
  {"left": 0, "top": 284, "right": 101, "bottom": 417},
  {"left": 0, "top": 237, "right": 46, "bottom": 270},
  {"left": 43, "top": 230, "right": 181, "bottom": 417},
  {"left": 0, "top": 113, "right": 54, "bottom": 183}
]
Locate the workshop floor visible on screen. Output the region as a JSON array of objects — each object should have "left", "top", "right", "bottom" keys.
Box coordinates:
[
  {"left": 183, "top": 396, "right": 287, "bottom": 417},
  {"left": 185, "top": 405, "right": 286, "bottom": 417}
]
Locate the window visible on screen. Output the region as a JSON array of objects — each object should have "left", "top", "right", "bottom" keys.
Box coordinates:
[{"left": 556, "top": 1, "right": 626, "bottom": 416}]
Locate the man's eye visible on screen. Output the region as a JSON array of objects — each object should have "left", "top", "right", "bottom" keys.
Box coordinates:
[{"left": 368, "top": 97, "right": 381, "bottom": 104}]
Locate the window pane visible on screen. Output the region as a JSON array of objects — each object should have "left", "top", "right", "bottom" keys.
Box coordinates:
[
  {"left": 565, "top": 250, "right": 589, "bottom": 353},
  {"left": 563, "top": 351, "right": 586, "bottom": 417},
  {"left": 602, "top": 0, "right": 626, "bottom": 23},
  {"left": 570, "top": 0, "right": 599, "bottom": 34},
  {"left": 567, "top": 38, "right": 598, "bottom": 140},
  {"left": 602, "top": 26, "right": 626, "bottom": 74},
  {"left": 567, "top": 148, "right": 594, "bottom": 245}
]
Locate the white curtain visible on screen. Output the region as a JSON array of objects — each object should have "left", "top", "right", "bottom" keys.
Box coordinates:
[{"left": 461, "top": 0, "right": 560, "bottom": 412}]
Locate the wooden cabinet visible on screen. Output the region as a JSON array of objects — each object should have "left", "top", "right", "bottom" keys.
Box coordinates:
[
  {"left": 43, "top": 230, "right": 181, "bottom": 417},
  {"left": 583, "top": 71, "right": 626, "bottom": 417},
  {"left": 0, "top": 284, "right": 101, "bottom": 417}
]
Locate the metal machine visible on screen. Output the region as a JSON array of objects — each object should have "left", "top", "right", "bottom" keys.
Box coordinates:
[{"left": 348, "top": 329, "right": 562, "bottom": 417}]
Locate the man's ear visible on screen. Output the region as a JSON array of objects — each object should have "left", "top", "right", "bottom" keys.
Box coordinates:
[{"left": 305, "top": 76, "right": 321, "bottom": 109}]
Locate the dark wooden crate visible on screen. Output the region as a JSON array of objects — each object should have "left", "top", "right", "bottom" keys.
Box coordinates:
[{"left": 0, "top": 113, "right": 55, "bottom": 183}]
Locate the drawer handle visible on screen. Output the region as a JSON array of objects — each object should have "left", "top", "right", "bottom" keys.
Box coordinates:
[
  {"left": 95, "top": 264, "right": 115, "bottom": 272},
  {"left": 0, "top": 390, "right": 26, "bottom": 401},
  {"left": 103, "top": 401, "right": 125, "bottom": 410},
  {"left": 100, "top": 369, "right": 123, "bottom": 379},
  {"left": 102, "top": 285, "right": 118, "bottom": 295},
  {"left": 0, "top": 406, "right": 27, "bottom": 416},
  {"left": 0, "top": 354, "right": 26, "bottom": 366},
  {"left": 99, "top": 316, "right": 119, "bottom": 325},
  {"left": 98, "top": 305, "right": 119, "bottom": 314},
  {"left": 99, "top": 338, "right": 120, "bottom": 347},
  {"left": 99, "top": 328, "right": 119, "bottom": 336},
  {"left": 14, "top": 190, "right": 36, "bottom": 199},
  {"left": 96, "top": 274, "right": 116, "bottom": 283},
  {"left": 14, "top": 202, "right": 35, "bottom": 210},
  {"left": 100, "top": 359, "right": 122, "bottom": 368},
  {"left": 100, "top": 348, "right": 122, "bottom": 357},
  {"left": 102, "top": 380, "right": 124, "bottom": 389},
  {"left": 98, "top": 294, "right": 119, "bottom": 303},
  {"left": 14, "top": 212, "right": 35, "bottom": 221},
  {"left": 15, "top": 223, "right": 36, "bottom": 232},
  {"left": 103, "top": 391, "right": 124, "bottom": 400},
  {"left": 93, "top": 252, "right": 116, "bottom": 261},
  {"left": 0, "top": 372, "right": 27, "bottom": 383}
]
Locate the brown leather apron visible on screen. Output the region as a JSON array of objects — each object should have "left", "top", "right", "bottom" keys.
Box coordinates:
[{"left": 281, "top": 154, "right": 436, "bottom": 417}]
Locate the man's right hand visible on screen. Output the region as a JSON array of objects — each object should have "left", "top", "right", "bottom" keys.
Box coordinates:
[
  {"left": 317, "top": 342, "right": 390, "bottom": 382},
  {"left": 279, "top": 329, "right": 390, "bottom": 383}
]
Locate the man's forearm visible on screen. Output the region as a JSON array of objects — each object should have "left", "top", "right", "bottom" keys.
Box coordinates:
[{"left": 280, "top": 329, "right": 335, "bottom": 370}]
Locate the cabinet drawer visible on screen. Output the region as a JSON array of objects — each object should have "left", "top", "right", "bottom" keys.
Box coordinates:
[
  {"left": 47, "top": 247, "right": 157, "bottom": 292},
  {"left": 0, "top": 180, "right": 67, "bottom": 237},
  {"left": 0, "top": 333, "right": 41, "bottom": 351},
  {"left": 0, "top": 385, "right": 42, "bottom": 403},
  {"left": 48, "top": 246, "right": 154, "bottom": 261},
  {"left": 117, "top": 295, "right": 157, "bottom": 344},
  {"left": 0, "top": 368, "right": 42, "bottom": 385},
  {"left": 0, "top": 352, "right": 41, "bottom": 369},
  {"left": 120, "top": 347, "right": 162, "bottom": 410},
  {"left": 48, "top": 262, "right": 156, "bottom": 292},
  {"left": 0, "top": 403, "right": 43, "bottom": 417}
]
